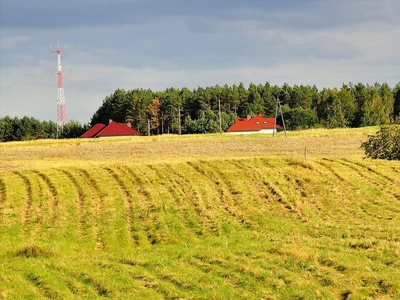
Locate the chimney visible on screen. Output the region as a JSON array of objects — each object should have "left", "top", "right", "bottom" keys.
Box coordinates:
[
  {"left": 247, "top": 115, "right": 251, "bottom": 120},
  {"left": 109, "top": 119, "right": 113, "bottom": 124},
  {"left": 126, "top": 122, "right": 132, "bottom": 128}
]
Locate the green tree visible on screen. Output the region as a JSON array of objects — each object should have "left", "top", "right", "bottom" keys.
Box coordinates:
[
  {"left": 247, "top": 83, "right": 264, "bottom": 116},
  {"left": 161, "top": 87, "right": 181, "bottom": 134},
  {"left": 394, "top": 82, "right": 400, "bottom": 120},
  {"left": 258, "top": 82, "right": 275, "bottom": 116},
  {"left": 60, "top": 120, "right": 89, "bottom": 138},
  {"left": 236, "top": 82, "right": 249, "bottom": 117},
  {"left": 361, "top": 125, "right": 400, "bottom": 160},
  {"left": 0, "top": 116, "right": 14, "bottom": 142},
  {"left": 147, "top": 97, "right": 161, "bottom": 134},
  {"left": 338, "top": 85, "right": 356, "bottom": 126},
  {"left": 352, "top": 83, "right": 370, "bottom": 127},
  {"left": 126, "top": 88, "right": 154, "bottom": 135},
  {"left": 282, "top": 106, "right": 318, "bottom": 130},
  {"left": 316, "top": 88, "right": 352, "bottom": 128}
]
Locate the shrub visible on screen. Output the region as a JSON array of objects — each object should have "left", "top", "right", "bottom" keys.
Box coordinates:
[{"left": 361, "top": 125, "right": 400, "bottom": 160}]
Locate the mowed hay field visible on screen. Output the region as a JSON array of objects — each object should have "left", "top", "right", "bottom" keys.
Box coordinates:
[{"left": 1, "top": 127, "right": 400, "bottom": 299}]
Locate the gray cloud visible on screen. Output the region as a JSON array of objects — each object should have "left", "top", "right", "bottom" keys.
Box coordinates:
[
  {"left": 3, "top": 1, "right": 398, "bottom": 30},
  {"left": 288, "top": 36, "right": 363, "bottom": 61},
  {"left": 1, "top": 0, "right": 399, "bottom": 123}
]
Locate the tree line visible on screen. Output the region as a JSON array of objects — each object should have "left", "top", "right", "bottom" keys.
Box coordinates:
[
  {"left": 0, "top": 116, "right": 89, "bottom": 142},
  {"left": 1, "top": 81, "right": 400, "bottom": 142},
  {"left": 91, "top": 82, "right": 400, "bottom": 135}
]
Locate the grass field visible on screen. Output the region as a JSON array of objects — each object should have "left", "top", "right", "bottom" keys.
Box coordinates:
[{"left": 1, "top": 127, "right": 400, "bottom": 299}]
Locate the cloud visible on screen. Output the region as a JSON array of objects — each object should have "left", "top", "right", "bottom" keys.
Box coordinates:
[
  {"left": 0, "top": 35, "right": 30, "bottom": 48},
  {"left": 289, "top": 36, "right": 363, "bottom": 61},
  {"left": 1, "top": 0, "right": 400, "bottom": 124}
]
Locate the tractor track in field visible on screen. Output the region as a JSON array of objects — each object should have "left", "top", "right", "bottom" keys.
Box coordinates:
[
  {"left": 103, "top": 167, "right": 138, "bottom": 247},
  {"left": 344, "top": 159, "right": 400, "bottom": 184},
  {"left": 133, "top": 164, "right": 178, "bottom": 245},
  {"left": 315, "top": 159, "right": 396, "bottom": 221},
  {"left": 204, "top": 160, "right": 253, "bottom": 215},
  {"left": 281, "top": 173, "right": 319, "bottom": 222},
  {"left": 314, "top": 159, "right": 369, "bottom": 220},
  {"left": 164, "top": 163, "right": 220, "bottom": 235},
  {"left": 31, "top": 170, "right": 59, "bottom": 221},
  {"left": 32, "top": 175, "right": 45, "bottom": 237},
  {"left": 316, "top": 159, "right": 346, "bottom": 181},
  {"left": 96, "top": 260, "right": 169, "bottom": 296},
  {"left": 119, "top": 167, "right": 166, "bottom": 244},
  {"left": 129, "top": 161, "right": 219, "bottom": 237},
  {"left": 12, "top": 171, "right": 33, "bottom": 235},
  {"left": 25, "top": 272, "right": 59, "bottom": 299},
  {"left": 18, "top": 172, "right": 46, "bottom": 237},
  {"left": 78, "top": 168, "right": 107, "bottom": 248},
  {"left": 340, "top": 159, "right": 400, "bottom": 201},
  {"left": 124, "top": 268, "right": 178, "bottom": 299},
  {"left": 336, "top": 159, "right": 387, "bottom": 190},
  {"left": 190, "top": 255, "right": 256, "bottom": 286},
  {"left": 0, "top": 177, "right": 6, "bottom": 222},
  {"left": 116, "top": 165, "right": 153, "bottom": 245},
  {"left": 46, "top": 263, "right": 110, "bottom": 297},
  {"left": 390, "top": 165, "right": 400, "bottom": 175},
  {"left": 146, "top": 164, "right": 184, "bottom": 207},
  {"left": 283, "top": 175, "right": 308, "bottom": 198},
  {"left": 208, "top": 159, "right": 281, "bottom": 227},
  {"left": 280, "top": 171, "right": 335, "bottom": 223},
  {"left": 59, "top": 169, "right": 87, "bottom": 240},
  {"left": 126, "top": 260, "right": 196, "bottom": 298},
  {"left": 43, "top": 265, "right": 85, "bottom": 296},
  {"left": 334, "top": 159, "right": 400, "bottom": 219},
  {"left": 114, "top": 257, "right": 188, "bottom": 298},
  {"left": 148, "top": 165, "right": 198, "bottom": 237},
  {"left": 230, "top": 159, "right": 299, "bottom": 218},
  {"left": 187, "top": 161, "right": 247, "bottom": 226}
]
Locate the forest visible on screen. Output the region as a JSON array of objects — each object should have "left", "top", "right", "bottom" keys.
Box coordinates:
[{"left": 1, "top": 81, "right": 400, "bottom": 142}]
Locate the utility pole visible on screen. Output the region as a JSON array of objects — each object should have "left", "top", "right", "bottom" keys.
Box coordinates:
[
  {"left": 218, "top": 95, "right": 222, "bottom": 133},
  {"left": 51, "top": 36, "right": 67, "bottom": 138},
  {"left": 273, "top": 95, "right": 287, "bottom": 137},
  {"left": 178, "top": 104, "right": 181, "bottom": 135}
]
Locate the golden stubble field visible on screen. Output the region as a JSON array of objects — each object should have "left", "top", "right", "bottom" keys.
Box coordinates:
[
  {"left": 1, "top": 127, "right": 400, "bottom": 299},
  {"left": 0, "top": 127, "right": 377, "bottom": 170}
]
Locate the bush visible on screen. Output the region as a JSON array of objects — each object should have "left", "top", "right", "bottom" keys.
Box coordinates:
[
  {"left": 282, "top": 106, "right": 318, "bottom": 131},
  {"left": 361, "top": 125, "right": 400, "bottom": 160}
]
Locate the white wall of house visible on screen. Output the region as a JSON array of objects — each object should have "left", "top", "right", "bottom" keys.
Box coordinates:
[
  {"left": 259, "top": 129, "right": 277, "bottom": 134},
  {"left": 226, "top": 129, "right": 277, "bottom": 134}
]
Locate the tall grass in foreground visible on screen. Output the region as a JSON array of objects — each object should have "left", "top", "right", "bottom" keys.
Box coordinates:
[{"left": 1, "top": 127, "right": 399, "bottom": 299}]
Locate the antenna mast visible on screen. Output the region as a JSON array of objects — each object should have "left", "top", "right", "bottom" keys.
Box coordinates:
[{"left": 51, "top": 35, "right": 67, "bottom": 138}]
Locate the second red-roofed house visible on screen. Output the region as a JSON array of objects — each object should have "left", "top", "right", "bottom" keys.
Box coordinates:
[
  {"left": 226, "top": 115, "right": 279, "bottom": 134},
  {"left": 81, "top": 120, "right": 142, "bottom": 138}
]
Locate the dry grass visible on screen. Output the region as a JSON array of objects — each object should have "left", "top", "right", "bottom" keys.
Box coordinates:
[
  {"left": 0, "top": 126, "right": 377, "bottom": 171},
  {"left": 1, "top": 126, "right": 399, "bottom": 299}
]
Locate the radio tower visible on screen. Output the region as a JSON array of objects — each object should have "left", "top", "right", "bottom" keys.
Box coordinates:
[{"left": 51, "top": 36, "right": 67, "bottom": 138}]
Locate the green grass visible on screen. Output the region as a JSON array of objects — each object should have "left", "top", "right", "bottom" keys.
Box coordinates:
[{"left": 1, "top": 128, "right": 400, "bottom": 299}]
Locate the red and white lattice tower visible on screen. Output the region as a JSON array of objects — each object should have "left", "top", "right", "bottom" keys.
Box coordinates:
[{"left": 51, "top": 36, "right": 67, "bottom": 135}]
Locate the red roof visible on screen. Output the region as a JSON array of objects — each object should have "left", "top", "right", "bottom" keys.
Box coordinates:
[
  {"left": 81, "top": 122, "right": 141, "bottom": 138},
  {"left": 226, "top": 116, "right": 279, "bottom": 132},
  {"left": 81, "top": 123, "right": 106, "bottom": 138}
]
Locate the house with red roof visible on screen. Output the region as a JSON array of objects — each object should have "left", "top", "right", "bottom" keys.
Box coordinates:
[
  {"left": 81, "top": 120, "right": 142, "bottom": 138},
  {"left": 226, "top": 115, "right": 279, "bottom": 134}
]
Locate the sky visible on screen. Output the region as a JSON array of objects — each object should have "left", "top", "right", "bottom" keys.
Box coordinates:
[{"left": 1, "top": 0, "right": 399, "bottom": 124}]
